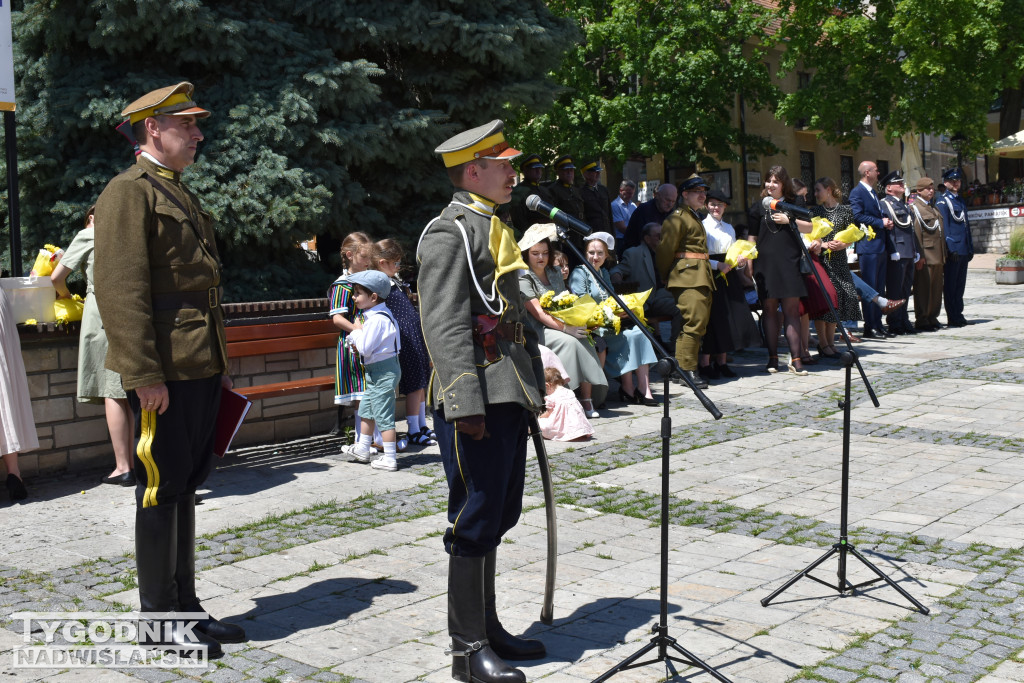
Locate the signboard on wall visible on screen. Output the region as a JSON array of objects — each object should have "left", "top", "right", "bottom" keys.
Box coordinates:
[
  {"left": 967, "top": 206, "right": 1024, "bottom": 221},
  {"left": 0, "top": 0, "right": 14, "bottom": 111}
]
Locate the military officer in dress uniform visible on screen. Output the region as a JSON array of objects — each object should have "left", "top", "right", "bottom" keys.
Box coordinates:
[
  {"left": 508, "top": 154, "right": 548, "bottom": 236},
  {"left": 580, "top": 160, "right": 613, "bottom": 234},
  {"left": 544, "top": 154, "right": 586, "bottom": 266},
  {"left": 417, "top": 120, "right": 547, "bottom": 683},
  {"left": 93, "top": 83, "right": 244, "bottom": 658},
  {"left": 936, "top": 167, "right": 974, "bottom": 327},
  {"left": 655, "top": 174, "right": 715, "bottom": 389},
  {"left": 910, "top": 177, "right": 947, "bottom": 331},
  {"left": 879, "top": 171, "right": 919, "bottom": 335}
]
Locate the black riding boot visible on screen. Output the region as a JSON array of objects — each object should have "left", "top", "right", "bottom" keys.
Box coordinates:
[
  {"left": 176, "top": 492, "right": 246, "bottom": 644},
  {"left": 448, "top": 555, "right": 525, "bottom": 683},
  {"left": 136, "top": 502, "right": 222, "bottom": 659},
  {"left": 484, "top": 550, "right": 546, "bottom": 661}
]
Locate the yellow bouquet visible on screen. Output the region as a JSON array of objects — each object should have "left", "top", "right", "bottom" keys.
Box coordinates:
[
  {"left": 802, "top": 217, "right": 834, "bottom": 245},
  {"left": 542, "top": 291, "right": 598, "bottom": 328},
  {"left": 587, "top": 302, "right": 621, "bottom": 335},
  {"left": 833, "top": 223, "right": 876, "bottom": 245},
  {"left": 720, "top": 240, "right": 758, "bottom": 283},
  {"left": 30, "top": 244, "right": 64, "bottom": 277},
  {"left": 54, "top": 294, "right": 85, "bottom": 324}
]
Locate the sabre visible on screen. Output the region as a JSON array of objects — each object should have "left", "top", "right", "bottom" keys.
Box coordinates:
[{"left": 528, "top": 413, "right": 557, "bottom": 625}]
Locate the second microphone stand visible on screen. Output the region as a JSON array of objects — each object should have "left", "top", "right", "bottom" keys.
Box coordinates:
[
  {"left": 758, "top": 207, "right": 928, "bottom": 614},
  {"left": 547, "top": 225, "right": 732, "bottom": 682}
]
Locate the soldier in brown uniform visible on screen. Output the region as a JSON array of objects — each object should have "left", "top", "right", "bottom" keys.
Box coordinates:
[
  {"left": 655, "top": 174, "right": 715, "bottom": 389},
  {"left": 93, "top": 83, "right": 244, "bottom": 658},
  {"left": 544, "top": 154, "right": 585, "bottom": 265},
  {"left": 418, "top": 120, "right": 547, "bottom": 683},
  {"left": 910, "top": 177, "right": 947, "bottom": 331},
  {"left": 579, "top": 160, "right": 613, "bottom": 234}
]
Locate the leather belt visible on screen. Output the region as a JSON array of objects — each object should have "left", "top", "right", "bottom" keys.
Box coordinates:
[
  {"left": 675, "top": 252, "right": 709, "bottom": 260},
  {"left": 152, "top": 287, "right": 221, "bottom": 311},
  {"left": 472, "top": 315, "right": 524, "bottom": 362},
  {"left": 494, "top": 321, "right": 525, "bottom": 344}
]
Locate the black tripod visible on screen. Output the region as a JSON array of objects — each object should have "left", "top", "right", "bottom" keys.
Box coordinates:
[
  {"left": 758, "top": 205, "right": 928, "bottom": 614},
  {"left": 540, "top": 225, "right": 732, "bottom": 682}
]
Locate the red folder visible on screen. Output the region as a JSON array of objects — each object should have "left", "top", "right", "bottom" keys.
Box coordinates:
[{"left": 215, "top": 387, "right": 252, "bottom": 457}]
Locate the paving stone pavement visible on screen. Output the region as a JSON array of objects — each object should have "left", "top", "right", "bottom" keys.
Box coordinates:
[{"left": 2, "top": 267, "right": 1024, "bottom": 682}]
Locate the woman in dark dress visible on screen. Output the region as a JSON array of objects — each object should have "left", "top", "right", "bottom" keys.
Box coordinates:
[
  {"left": 809, "top": 178, "right": 862, "bottom": 358},
  {"left": 747, "top": 165, "right": 813, "bottom": 375}
]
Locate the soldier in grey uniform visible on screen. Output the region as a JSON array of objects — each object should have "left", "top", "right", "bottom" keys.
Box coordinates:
[
  {"left": 580, "top": 160, "right": 613, "bottom": 234},
  {"left": 508, "top": 154, "right": 549, "bottom": 236},
  {"left": 879, "top": 171, "right": 919, "bottom": 335},
  {"left": 417, "top": 120, "right": 547, "bottom": 683},
  {"left": 93, "top": 83, "right": 244, "bottom": 658}
]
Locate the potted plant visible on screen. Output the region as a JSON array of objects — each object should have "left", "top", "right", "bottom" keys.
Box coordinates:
[{"left": 996, "top": 227, "right": 1024, "bottom": 284}]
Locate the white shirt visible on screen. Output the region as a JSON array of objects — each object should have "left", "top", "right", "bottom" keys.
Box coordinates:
[
  {"left": 348, "top": 303, "right": 401, "bottom": 365},
  {"left": 702, "top": 215, "right": 736, "bottom": 271}
]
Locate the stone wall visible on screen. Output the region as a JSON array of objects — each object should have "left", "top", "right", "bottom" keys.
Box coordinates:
[
  {"left": 12, "top": 329, "right": 338, "bottom": 477},
  {"left": 966, "top": 205, "right": 1024, "bottom": 254}
]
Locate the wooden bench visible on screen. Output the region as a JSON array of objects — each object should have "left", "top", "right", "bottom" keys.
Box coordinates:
[{"left": 226, "top": 319, "right": 337, "bottom": 401}]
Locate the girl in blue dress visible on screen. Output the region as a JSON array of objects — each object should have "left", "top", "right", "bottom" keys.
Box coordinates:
[{"left": 568, "top": 232, "right": 659, "bottom": 405}]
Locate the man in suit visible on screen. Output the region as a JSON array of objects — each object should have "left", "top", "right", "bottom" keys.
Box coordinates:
[
  {"left": 417, "top": 120, "right": 547, "bottom": 683},
  {"left": 936, "top": 167, "right": 974, "bottom": 326},
  {"left": 909, "top": 177, "right": 946, "bottom": 331},
  {"left": 620, "top": 182, "right": 678, "bottom": 254},
  {"left": 849, "top": 160, "right": 894, "bottom": 338},
  {"left": 611, "top": 221, "right": 682, "bottom": 351},
  {"left": 879, "top": 171, "right": 919, "bottom": 335}
]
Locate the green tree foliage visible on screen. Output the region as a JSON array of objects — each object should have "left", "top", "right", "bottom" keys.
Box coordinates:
[
  {"left": 508, "top": 0, "right": 780, "bottom": 171},
  {"left": 1, "top": 0, "right": 575, "bottom": 299},
  {"left": 775, "top": 0, "right": 1024, "bottom": 159}
]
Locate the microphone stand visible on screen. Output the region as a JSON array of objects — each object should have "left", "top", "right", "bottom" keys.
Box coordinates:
[
  {"left": 758, "top": 207, "right": 928, "bottom": 614},
  {"left": 547, "top": 225, "right": 731, "bottom": 682}
]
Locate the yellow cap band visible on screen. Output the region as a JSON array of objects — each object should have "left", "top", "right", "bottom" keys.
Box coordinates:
[
  {"left": 127, "top": 93, "right": 193, "bottom": 125},
  {"left": 441, "top": 133, "right": 507, "bottom": 168}
]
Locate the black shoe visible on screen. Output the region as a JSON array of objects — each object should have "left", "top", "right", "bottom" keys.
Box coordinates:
[
  {"left": 102, "top": 471, "right": 137, "bottom": 487},
  {"left": 484, "top": 551, "right": 545, "bottom": 662},
  {"left": 138, "top": 617, "right": 223, "bottom": 659},
  {"left": 681, "top": 370, "right": 709, "bottom": 389},
  {"left": 6, "top": 474, "right": 27, "bottom": 501},
  {"left": 634, "top": 389, "right": 659, "bottom": 406},
  {"left": 715, "top": 362, "right": 737, "bottom": 378},
  {"left": 862, "top": 328, "right": 879, "bottom": 339},
  {"left": 616, "top": 388, "right": 638, "bottom": 405},
  {"left": 449, "top": 556, "right": 525, "bottom": 683},
  {"left": 698, "top": 364, "right": 720, "bottom": 380},
  {"left": 882, "top": 328, "right": 897, "bottom": 338}
]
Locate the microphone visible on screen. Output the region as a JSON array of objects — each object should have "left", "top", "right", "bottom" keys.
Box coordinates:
[
  {"left": 762, "top": 196, "right": 812, "bottom": 219},
  {"left": 526, "top": 194, "right": 592, "bottom": 237}
]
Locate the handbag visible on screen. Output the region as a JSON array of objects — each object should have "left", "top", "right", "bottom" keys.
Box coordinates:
[{"left": 798, "top": 256, "right": 838, "bottom": 318}]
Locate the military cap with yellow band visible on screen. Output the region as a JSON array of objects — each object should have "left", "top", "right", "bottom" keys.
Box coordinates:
[
  {"left": 121, "top": 82, "right": 211, "bottom": 125},
  {"left": 580, "top": 160, "right": 602, "bottom": 173},
  {"left": 435, "top": 120, "right": 521, "bottom": 168},
  {"left": 553, "top": 154, "right": 575, "bottom": 170},
  {"left": 519, "top": 154, "right": 545, "bottom": 171}
]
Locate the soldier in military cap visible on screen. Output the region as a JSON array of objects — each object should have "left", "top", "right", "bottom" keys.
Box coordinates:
[
  {"left": 655, "top": 174, "right": 715, "bottom": 389},
  {"left": 936, "top": 167, "right": 974, "bottom": 326},
  {"left": 93, "top": 83, "right": 244, "bottom": 658},
  {"left": 879, "top": 170, "right": 919, "bottom": 335},
  {"left": 580, "top": 160, "right": 614, "bottom": 234},
  {"left": 508, "top": 154, "right": 549, "bottom": 236},
  {"left": 417, "top": 120, "right": 547, "bottom": 683},
  {"left": 909, "top": 177, "right": 947, "bottom": 331},
  {"left": 544, "top": 154, "right": 585, "bottom": 265}
]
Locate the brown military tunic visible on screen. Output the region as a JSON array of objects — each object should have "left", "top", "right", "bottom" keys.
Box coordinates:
[
  {"left": 911, "top": 199, "right": 947, "bottom": 329},
  {"left": 655, "top": 206, "right": 714, "bottom": 370},
  {"left": 581, "top": 182, "right": 613, "bottom": 234}
]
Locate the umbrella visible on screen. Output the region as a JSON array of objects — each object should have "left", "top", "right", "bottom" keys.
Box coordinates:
[{"left": 992, "top": 130, "right": 1024, "bottom": 158}]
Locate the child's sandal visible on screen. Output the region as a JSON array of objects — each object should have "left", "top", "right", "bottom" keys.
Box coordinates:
[{"left": 410, "top": 428, "right": 437, "bottom": 446}]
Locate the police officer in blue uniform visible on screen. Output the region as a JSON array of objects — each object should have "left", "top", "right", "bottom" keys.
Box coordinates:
[
  {"left": 879, "top": 171, "right": 919, "bottom": 334},
  {"left": 417, "top": 120, "right": 547, "bottom": 683},
  {"left": 936, "top": 168, "right": 974, "bottom": 326}
]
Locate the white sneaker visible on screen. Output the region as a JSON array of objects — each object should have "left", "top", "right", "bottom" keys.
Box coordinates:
[
  {"left": 370, "top": 456, "right": 398, "bottom": 472},
  {"left": 341, "top": 443, "right": 374, "bottom": 463}
]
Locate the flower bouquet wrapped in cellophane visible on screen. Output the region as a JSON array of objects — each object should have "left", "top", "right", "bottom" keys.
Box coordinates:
[
  {"left": 587, "top": 301, "right": 620, "bottom": 336},
  {"left": 540, "top": 291, "right": 598, "bottom": 328},
  {"left": 719, "top": 240, "right": 758, "bottom": 283},
  {"left": 833, "top": 223, "right": 875, "bottom": 245},
  {"left": 802, "top": 217, "right": 834, "bottom": 245},
  {"left": 54, "top": 294, "right": 85, "bottom": 324},
  {"left": 30, "top": 244, "right": 64, "bottom": 277}
]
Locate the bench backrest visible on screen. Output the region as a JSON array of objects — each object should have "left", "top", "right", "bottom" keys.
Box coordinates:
[{"left": 226, "top": 319, "right": 337, "bottom": 358}]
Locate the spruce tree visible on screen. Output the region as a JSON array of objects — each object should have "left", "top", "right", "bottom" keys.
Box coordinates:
[{"left": 1, "top": 0, "right": 575, "bottom": 299}]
